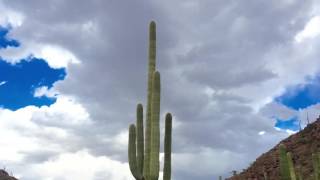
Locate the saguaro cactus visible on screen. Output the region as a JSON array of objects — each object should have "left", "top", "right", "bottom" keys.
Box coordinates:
[
  {"left": 296, "top": 165, "right": 303, "bottom": 180},
  {"left": 128, "top": 21, "right": 173, "bottom": 180},
  {"left": 312, "top": 153, "right": 320, "bottom": 180},
  {"left": 279, "top": 144, "right": 300, "bottom": 180},
  {"left": 287, "top": 152, "right": 296, "bottom": 180},
  {"left": 279, "top": 144, "right": 291, "bottom": 180}
]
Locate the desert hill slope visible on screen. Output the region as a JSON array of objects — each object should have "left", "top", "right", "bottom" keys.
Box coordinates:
[
  {"left": 0, "top": 169, "right": 17, "bottom": 180},
  {"left": 227, "top": 116, "right": 320, "bottom": 180}
]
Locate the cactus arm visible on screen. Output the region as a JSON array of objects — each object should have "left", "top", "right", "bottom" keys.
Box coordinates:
[
  {"left": 144, "top": 20, "right": 157, "bottom": 179},
  {"left": 163, "top": 113, "right": 172, "bottom": 180},
  {"left": 296, "top": 165, "right": 303, "bottom": 180},
  {"left": 128, "top": 124, "right": 143, "bottom": 180},
  {"left": 296, "top": 172, "right": 303, "bottom": 180},
  {"left": 315, "top": 152, "right": 320, "bottom": 179},
  {"left": 279, "top": 144, "right": 291, "bottom": 180},
  {"left": 313, "top": 153, "right": 319, "bottom": 180},
  {"left": 150, "top": 71, "right": 161, "bottom": 180},
  {"left": 287, "top": 152, "right": 296, "bottom": 180},
  {"left": 136, "top": 104, "right": 144, "bottom": 174}
]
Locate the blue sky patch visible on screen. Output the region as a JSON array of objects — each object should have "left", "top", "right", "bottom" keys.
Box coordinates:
[
  {"left": 275, "top": 116, "right": 300, "bottom": 131},
  {"left": 0, "top": 58, "right": 66, "bottom": 110},
  {"left": 0, "top": 26, "right": 20, "bottom": 49},
  {"left": 275, "top": 75, "right": 320, "bottom": 110}
]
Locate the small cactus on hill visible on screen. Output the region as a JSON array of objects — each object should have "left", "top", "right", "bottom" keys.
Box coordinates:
[
  {"left": 279, "top": 144, "right": 291, "bottom": 180},
  {"left": 279, "top": 144, "right": 320, "bottom": 180},
  {"left": 312, "top": 153, "right": 320, "bottom": 180},
  {"left": 287, "top": 152, "right": 297, "bottom": 180}
]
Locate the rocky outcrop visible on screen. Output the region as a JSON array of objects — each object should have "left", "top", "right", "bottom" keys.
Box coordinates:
[
  {"left": 227, "top": 116, "right": 320, "bottom": 180},
  {"left": 0, "top": 169, "right": 18, "bottom": 180}
]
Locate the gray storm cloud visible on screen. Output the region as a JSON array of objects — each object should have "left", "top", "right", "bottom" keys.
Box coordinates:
[{"left": 1, "top": 0, "right": 320, "bottom": 179}]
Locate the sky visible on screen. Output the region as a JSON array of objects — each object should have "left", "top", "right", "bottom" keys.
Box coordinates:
[{"left": 1, "top": 0, "right": 320, "bottom": 180}]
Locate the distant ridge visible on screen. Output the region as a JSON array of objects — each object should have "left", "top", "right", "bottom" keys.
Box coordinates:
[
  {"left": 0, "top": 169, "right": 18, "bottom": 180},
  {"left": 227, "top": 116, "right": 320, "bottom": 180}
]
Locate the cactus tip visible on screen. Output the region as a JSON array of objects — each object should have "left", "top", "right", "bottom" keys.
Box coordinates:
[{"left": 150, "top": 20, "right": 156, "bottom": 27}]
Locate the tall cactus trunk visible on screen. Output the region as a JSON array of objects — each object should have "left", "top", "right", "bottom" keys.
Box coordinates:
[
  {"left": 145, "top": 21, "right": 156, "bottom": 180},
  {"left": 128, "top": 21, "right": 173, "bottom": 180},
  {"left": 150, "top": 71, "right": 161, "bottom": 180}
]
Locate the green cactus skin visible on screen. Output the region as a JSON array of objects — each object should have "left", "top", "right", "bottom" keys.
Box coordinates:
[
  {"left": 296, "top": 172, "right": 303, "bottom": 180},
  {"left": 287, "top": 152, "right": 296, "bottom": 180},
  {"left": 277, "top": 146, "right": 320, "bottom": 180},
  {"left": 150, "top": 71, "right": 161, "bottom": 180},
  {"left": 312, "top": 153, "right": 319, "bottom": 180},
  {"left": 296, "top": 165, "right": 303, "bottom": 180},
  {"left": 317, "top": 152, "right": 320, "bottom": 180},
  {"left": 128, "top": 21, "right": 172, "bottom": 180},
  {"left": 136, "top": 104, "right": 144, "bottom": 175},
  {"left": 163, "top": 113, "right": 172, "bottom": 180},
  {"left": 145, "top": 20, "right": 156, "bottom": 180},
  {"left": 128, "top": 124, "right": 143, "bottom": 180},
  {"left": 279, "top": 144, "right": 291, "bottom": 180}
]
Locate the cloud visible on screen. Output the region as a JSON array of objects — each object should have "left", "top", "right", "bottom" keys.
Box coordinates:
[
  {"left": 0, "top": 1, "right": 24, "bottom": 28},
  {"left": 295, "top": 16, "right": 320, "bottom": 43},
  {"left": 260, "top": 102, "right": 297, "bottom": 120},
  {"left": 1, "top": 0, "right": 320, "bottom": 179},
  {"left": 0, "top": 27, "right": 20, "bottom": 49},
  {"left": 0, "top": 81, "right": 6, "bottom": 86},
  {"left": 37, "top": 45, "right": 80, "bottom": 69},
  {"left": 34, "top": 86, "right": 58, "bottom": 98},
  {"left": 297, "top": 103, "right": 320, "bottom": 126},
  {"left": 274, "top": 74, "right": 320, "bottom": 110},
  {"left": 0, "top": 43, "right": 80, "bottom": 68},
  {"left": 0, "top": 94, "right": 134, "bottom": 179},
  {"left": 29, "top": 150, "right": 131, "bottom": 180},
  {"left": 173, "top": 148, "right": 248, "bottom": 179}
]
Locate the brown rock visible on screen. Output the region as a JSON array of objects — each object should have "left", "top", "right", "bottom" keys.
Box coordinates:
[
  {"left": 227, "top": 116, "right": 320, "bottom": 180},
  {"left": 0, "top": 169, "right": 18, "bottom": 180}
]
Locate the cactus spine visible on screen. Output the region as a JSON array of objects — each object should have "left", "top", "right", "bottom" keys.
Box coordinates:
[{"left": 128, "top": 21, "right": 172, "bottom": 180}]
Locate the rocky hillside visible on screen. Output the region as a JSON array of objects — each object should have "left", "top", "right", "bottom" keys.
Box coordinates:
[
  {"left": 227, "top": 116, "right": 320, "bottom": 180},
  {"left": 0, "top": 169, "right": 18, "bottom": 180}
]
